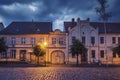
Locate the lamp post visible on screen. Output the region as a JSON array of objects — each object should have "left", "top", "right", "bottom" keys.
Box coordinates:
[{"left": 44, "top": 42, "right": 47, "bottom": 66}]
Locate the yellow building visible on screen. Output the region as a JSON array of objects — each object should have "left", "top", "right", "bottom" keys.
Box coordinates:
[{"left": 0, "top": 22, "right": 68, "bottom": 64}]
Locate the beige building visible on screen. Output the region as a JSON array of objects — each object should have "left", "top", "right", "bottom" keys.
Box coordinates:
[{"left": 0, "top": 22, "right": 68, "bottom": 64}]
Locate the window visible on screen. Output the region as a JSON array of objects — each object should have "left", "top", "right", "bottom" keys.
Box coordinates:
[
  {"left": 91, "top": 36, "right": 95, "bottom": 45},
  {"left": 21, "top": 37, "right": 26, "bottom": 44},
  {"left": 91, "top": 50, "right": 95, "bottom": 58},
  {"left": 113, "top": 53, "right": 116, "bottom": 58},
  {"left": 31, "top": 38, "right": 36, "bottom": 44},
  {"left": 118, "top": 54, "right": 120, "bottom": 58},
  {"left": 82, "top": 36, "right": 85, "bottom": 44},
  {"left": 10, "top": 50, "right": 16, "bottom": 59},
  {"left": 52, "top": 38, "right": 56, "bottom": 44},
  {"left": 100, "top": 50, "right": 104, "bottom": 58},
  {"left": 11, "top": 37, "right": 16, "bottom": 45},
  {"left": 40, "top": 38, "right": 44, "bottom": 43},
  {"left": 112, "top": 37, "right": 116, "bottom": 44},
  {"left": 72, "top": 36, "right": 76, "bottom": 43},
  {"left": 118, "top": 37, "right": 120, "bottom": 43},
  {"left": 59, "top": 37, "right": 64, "bottom": 45},
  {"left": 100, "top": 37, "right": 104, "bottom": 44},
  {"left": 0, "top": 52, "right": 7, "bottom": 58}
]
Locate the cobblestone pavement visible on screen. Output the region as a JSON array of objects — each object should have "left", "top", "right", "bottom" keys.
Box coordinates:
[{"left": 0, "top": 67, "right": 120, "bottom": 80}]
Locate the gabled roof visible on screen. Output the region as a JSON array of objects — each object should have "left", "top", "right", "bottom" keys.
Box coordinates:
[
  {"left": 64, "top": 22, "right": 120, "bottom": 34},
  {"left": 0, "top": 23, "right": 4, "bottom": 31},
  {"left": 64, "top": 22, "right": 77, "bottom": 32},
  {"left": 0, "top": 22, "right": 52, "bottom": 35}
]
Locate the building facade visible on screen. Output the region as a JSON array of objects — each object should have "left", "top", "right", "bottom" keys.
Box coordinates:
[
  {"left": 0, "top": 18, "right": 120, "bottom": 64},
  {"left": 64, "top": 18, "right": 120, "bottom": 64},
  {"left": 0, "top": 22, "right": 68, "bottom": 64}
]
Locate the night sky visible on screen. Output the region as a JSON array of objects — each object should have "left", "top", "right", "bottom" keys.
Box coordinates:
[{"left": 0, "top": 0, "right": 120, "bottom": 30}]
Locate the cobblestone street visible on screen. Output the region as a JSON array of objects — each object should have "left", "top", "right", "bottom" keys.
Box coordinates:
[{"left": 0, "top": 67, "right": 120, "bottom": 80}]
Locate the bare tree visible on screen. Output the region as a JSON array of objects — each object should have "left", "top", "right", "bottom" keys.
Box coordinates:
[{"left": 95, "top": 0, "right": 112, "bottom": 65}]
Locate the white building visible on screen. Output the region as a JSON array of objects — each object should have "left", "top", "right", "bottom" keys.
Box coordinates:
[{"left": 64, "top": 18, "right": 120, "bottom": 64}]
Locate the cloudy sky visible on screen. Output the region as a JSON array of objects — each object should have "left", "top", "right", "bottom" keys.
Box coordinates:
[{"left": 0, "top": 0, "right": 120, "bottom": 30}]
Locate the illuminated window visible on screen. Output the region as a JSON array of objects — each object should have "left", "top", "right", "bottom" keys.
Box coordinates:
[
  {"left": 21, "top": 37, "right": 26, "bottom": 44},
  {"left": 52, "top": 38, "right": 56, "bottom": 44},
  {"left": 40, "top": 38, "right": 44, "bottom": 43},
  {"left": 31, "top": 38, "right": 36, "bottom": 44},
  {"left": 11, "top": 37, "right": 16, "bottom": 45}
]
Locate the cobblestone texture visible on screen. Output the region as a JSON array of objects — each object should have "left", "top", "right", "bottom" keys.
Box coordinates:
[{"left": 0, "top": 67, "right": 120, "bottom": 80}]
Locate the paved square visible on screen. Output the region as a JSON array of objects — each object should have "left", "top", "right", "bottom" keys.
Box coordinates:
[{"left": 0, "top": 67, "right": 120, "bottom": 80}]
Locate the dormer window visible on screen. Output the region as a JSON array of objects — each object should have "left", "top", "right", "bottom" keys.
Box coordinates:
[{"left": 37, "top": 28, "right": 40, "bottom": 32}]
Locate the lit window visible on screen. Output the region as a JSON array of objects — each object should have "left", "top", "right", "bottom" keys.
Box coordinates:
[
  {"left": 11, "top": 37, "right": 16, "bottom": 45},
  {"left": 21, "top": 37, "right": 26, "bottom": 44},
  {"left": 52, "top": 38, "right": 56, "bottom": 44}
]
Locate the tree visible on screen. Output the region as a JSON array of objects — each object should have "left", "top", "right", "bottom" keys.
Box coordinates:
[
  {"left": 0, "top": 37, "right": 7, "bottom": 53},
  {"left": 95, "top": 0, "right": 112, "bottom": 65},
  {"left": 95, "top": 0, "right": 111, "bottom": 21},
  {"left": 70, "top": 39, "right": 87, "bottom": 65},
  {"left": 112, "top": 44, "right": 120, "bottom": 57},
  {"left": 33, "top": 43, "right": 45, "bottom": 64}
]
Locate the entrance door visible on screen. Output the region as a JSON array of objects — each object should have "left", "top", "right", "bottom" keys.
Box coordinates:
[
  {"left": 20, "top": 50, "right": 26, "bottom": 61},
  {"left": 51, "top": 50, "right": 65, "bottom": 64},
  {"left": 81, "top": 53, "right": 87, "bottom": 63}
]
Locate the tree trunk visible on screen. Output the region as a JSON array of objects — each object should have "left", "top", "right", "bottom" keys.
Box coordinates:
[
  {"left": 37, "top": 56, "right": 39, "bottom": 64},
  {"left": 76, "top": 53, "right": 79, "bottom": 66}
]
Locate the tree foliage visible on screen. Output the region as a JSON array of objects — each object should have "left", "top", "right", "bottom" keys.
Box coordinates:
[
  {"left": 70, "top": 39, "right": 87, "bottom": 65},
  {"left": 0, "top": 37, "right": 7, "bottom": 53},
  {"left": 112, "top": 44, "right": 120, "bottom": 55},
  {"left": 33, "top": 43, "right": 45, "bottom": 57},
  {"left": 33, "top": 43, "right": 45, "bottom": 64}
]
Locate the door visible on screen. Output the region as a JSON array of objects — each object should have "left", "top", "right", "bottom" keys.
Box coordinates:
[
  {"left": 20, "top": 50, "right": 26, "bottom": 61},
  {"left": 51, "top": 50, "right": 65, "bottom": 64}
]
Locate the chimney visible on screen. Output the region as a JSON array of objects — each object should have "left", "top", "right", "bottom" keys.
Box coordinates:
[
  {"left": 87, "top": 18, "right": 90, "bottom": 21},
  {"left": 77, "top": 17, "right": 80, "bottom": 23},
  {"left": 72, "top": 18, "right": 75, "bottom": 22}
]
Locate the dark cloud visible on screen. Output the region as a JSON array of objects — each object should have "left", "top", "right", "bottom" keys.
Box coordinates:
[{"left": 0, "top": 0, "right": 120, "bottom": 30}]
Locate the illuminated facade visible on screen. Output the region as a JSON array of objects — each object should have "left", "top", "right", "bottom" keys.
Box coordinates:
[
  {"left": 0, "top": 19, "right": 120, "bottom": 64},
  {"left": 0, "top": 22, "right": 68, "bottom": 64},
  {"left": 64, "top": 18, "right": 120, "bottom": 64}
]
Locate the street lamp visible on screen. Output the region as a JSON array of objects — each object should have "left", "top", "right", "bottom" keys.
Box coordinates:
[{"left": 44, "top": 42, "right": 47, "bottom": 66}]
